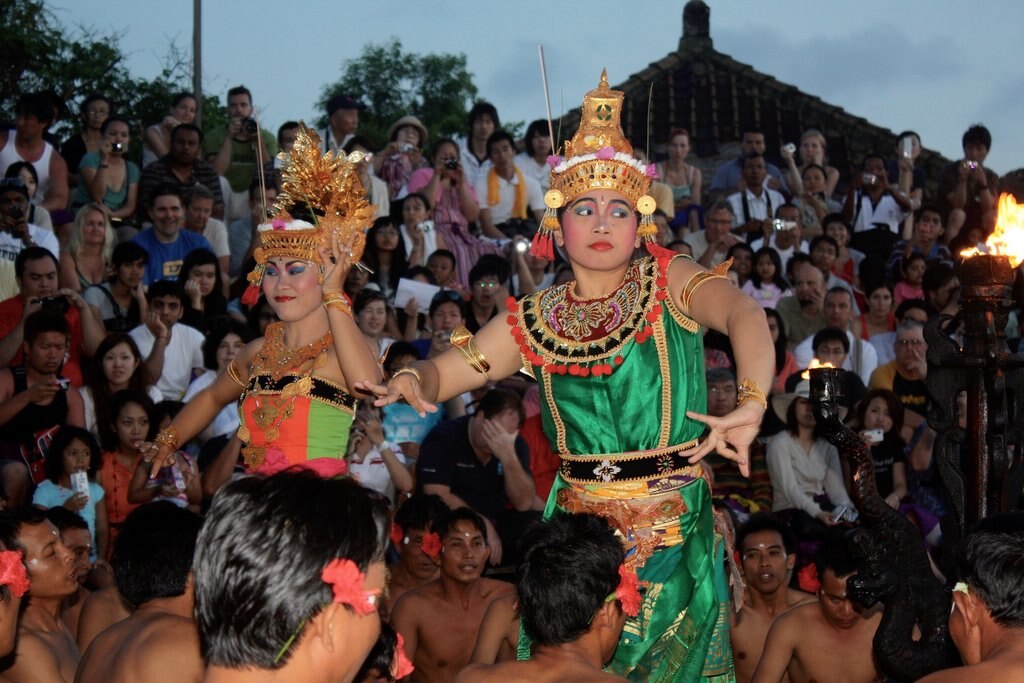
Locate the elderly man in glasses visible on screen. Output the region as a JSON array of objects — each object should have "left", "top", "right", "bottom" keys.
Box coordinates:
[{"left": 869, "top": 320, "right": 928, "bottom": 440}]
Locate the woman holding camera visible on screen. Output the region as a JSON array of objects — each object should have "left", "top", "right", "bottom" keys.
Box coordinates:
[
  {"left": 142, "top": 92, "right": 198, "bottom": 168},
  {"left": 373, "top": 115, "right": 430, "bottom": 200},
  {"left": 71, "top": 117, "right": 139, "bottom": 222}
]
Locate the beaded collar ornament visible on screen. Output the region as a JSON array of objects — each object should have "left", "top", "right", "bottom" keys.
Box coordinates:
[
  {"left": 242, "top": 124, "right": 377, "bottom": 305},
  {"left": 531, "top": 69, "right": 665, "bottom": 260}
]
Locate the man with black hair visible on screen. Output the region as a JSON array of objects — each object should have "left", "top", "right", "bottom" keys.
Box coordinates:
[
  {"left": 76, "top": 502, "right": 204, "bottom": 683},
  {"left": 0, "top": 92, "right": 70, "bottom": 213},
  {"left": 42, "top": 507, "right": 92, "bottom": 638},
  {"left": 459, "top": 102, "right": 500, "bottom": 189},
  {"left": 131, "top": 186, "right": 212, "bottom": 285},
  {"left": 0, "top": 312, "right": 85, "bottom": 506},
  {"left": 465, "top": 256, "right": 506, "bottom": 334},
  {"left": 788, "top": 326, "right": 866, "bottom": 411},
  {"left": 129, "top": 279, "right": 205, "bottom": 401},
  {"left": 386, "top": 493, "right": 449, "bottom": 614},
  {"left": 0, "top": 507, "right": 80, "bottom": 682},
  {"left": 843, "top": 154, "right": 910, "bottom": 235},
  {"left": 137, "top": 123, "right": 224, "bottom": 223},
  {"left": 710, "top": 127, "right": 787, "bottom": 197},
  {"left": 0, "top": 176, "right": 59, "bottom": 271},
  {"left": 457, "top": 513, "right": 628, "bottom": 682},
  {"left": 320, "top": 95, "right": 365, "bottom": 154},
  {"left": 726, "top": 154, "right": 787, "bottom": 240},
  {"left": 416, "top": 388, "right": 538, "bottom": 564},
  {"left": 752, "top": 538, "right": 882, "bottom": 683},
  {"left": 920, "top": 511, "right": 1024, "bottom": 682},
  {"left": 193, "top": 472, "right": 388, "bottom": 683},
  {"left": 731, "top": 514, "right": 813, "bottom": 683},
  {"left": 83, "top": 241, "right": 148, "bottom": 333},
  {"left": 392, "top": 507, "right": 514, "bottom": 683},
  {"left": 939, "top": 124, "right": 999, "bottom": 244},
  {"left": 922, "top": 262, "right": 960, "bottom": 318},
  {"left": 475, "top": 130, "right": 544, "bottom": 240}
]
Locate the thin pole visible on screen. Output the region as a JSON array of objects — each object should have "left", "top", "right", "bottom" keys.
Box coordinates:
[
  {"left": 538, "top": 45, "right": 556, "bottom": 156},
  {"left": 192, "top": 0, "right": 202, "bottom": 129}
]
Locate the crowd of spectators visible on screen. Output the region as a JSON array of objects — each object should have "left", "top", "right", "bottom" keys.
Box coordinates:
[{"left": 0, "top": 83, "right": 1017, "bottom": 682}]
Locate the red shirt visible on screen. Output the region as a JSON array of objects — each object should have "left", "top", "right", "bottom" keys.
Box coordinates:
[{"left": 0, "top": 296, "right": 84, "bottom": 386}]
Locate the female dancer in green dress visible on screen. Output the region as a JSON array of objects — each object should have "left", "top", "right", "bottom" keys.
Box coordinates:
[{"left": 359, "top": 71, "right": 773, "bottom": 682}]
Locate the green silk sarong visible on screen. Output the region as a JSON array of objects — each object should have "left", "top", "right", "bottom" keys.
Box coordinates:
[{"left": 512, "top": 256, "right": 735, "bottom": 682}]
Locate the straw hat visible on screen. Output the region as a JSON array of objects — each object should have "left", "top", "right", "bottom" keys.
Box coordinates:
[
  {"left": 770, "top": 380, "right": 810, "bottom": 423},
  {"left": 387, "top": 115, "right": 429, "bottom": 147}
]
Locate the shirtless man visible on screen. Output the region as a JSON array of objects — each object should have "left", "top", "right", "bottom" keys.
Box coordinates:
[
  {"left": 0, "top": 507, "right": 79, "bottom": 682},
  {"left": 731, "top": 515, "right": 814, "bottom": 682},
  {"left": 392, "top": 507, "right": 514, "bottom": 682},
  {"left": 76, "top": 502, "right": 204, "bottom": 683},
  {"left": 457, "top": 513, "right": 628, "bottom": 683},
  {"left": 386, "top": 494, "right": 448, "bottom": 616},
  {"left": 919, "top": 512, "right": 1024, "bottom": 682},
  {"left": 74, "top": 586, "right": 131, "bottom": 652},
  {"left": 42, "top": 508, "right": 91, "bottom": 640},
  {"left": 752, "top": 539, "right": 882, "bottom": 683},
  {"left": 469, "top": 592, "right": 519, "bottom": 665}
]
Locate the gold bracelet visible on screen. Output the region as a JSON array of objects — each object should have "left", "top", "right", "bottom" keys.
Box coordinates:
[
  {"left": 322, "top": 292, "right": 352, "bottom": 315},
  {"left": 226, "top": 359, "right": 246, "bottom": 388},
  {"left": 449, "top": 325, "right": 491, "bottom": 378},
  {"left": 154, "top": 426, "right": 181, "bottom": 451},
  {"left": 736, "top": 378, "right": 767, "bottom": 411},
  {"left": 680, "top": 258, "right": 733, "bottom": 313},
  {"left": 392, "top": 367, "right": 422, "bottom": 383}
]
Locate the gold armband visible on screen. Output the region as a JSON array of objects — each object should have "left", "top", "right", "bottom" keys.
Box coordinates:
[
  {"left": 736, "top": 378, "right": 767, "bottom": 411},
  {"left": 392, "top": 367, "right": 422, "bottom": 383},
  {"left": 449, "top": 325, "right": 491, "bottom": 378},
  {"left": 680, "top": 258, "right": 732, "bottom": 313},
  {"left": 154, "top": 426, "right": 181, "bottom": 451},
  {"left": 322, "top": 290, "right": 352, "bottom": 315},
  {"left": 226, "top": 359, "right": 246, "bottom": 388}
]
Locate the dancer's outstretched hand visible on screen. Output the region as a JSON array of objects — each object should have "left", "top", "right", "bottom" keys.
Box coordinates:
[
  {"left": 354, "top": 375, "right": 438, "bottom": 418},
  {"left": 680, "top": 403, "right": 764, "bottom": 477}
]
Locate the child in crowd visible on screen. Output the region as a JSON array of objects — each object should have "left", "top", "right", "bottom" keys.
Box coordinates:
[
  {"left": 128, "top": 401, "right": 200, "bottom": 513},
  {"left": 742, "top": 247, "right": 792, "bottom": 309},
  {"left": 97, "top": 389, "right": 155, "bottom": 553},
  {"left": 894, "top": 253, "right": 926, "bottom": 306}
]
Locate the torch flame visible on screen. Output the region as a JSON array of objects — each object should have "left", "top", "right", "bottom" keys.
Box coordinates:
[
  {"left": 960, "top": 193, "right": 1024, "bottom": 268},
  {"left": 801, "top": 358, "right": 836, "bottom": 380}
]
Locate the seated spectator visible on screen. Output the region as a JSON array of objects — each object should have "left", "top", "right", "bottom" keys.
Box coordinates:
[
  {"left": 743, "top": 247, "right": 791, "bottom": 309},
  {"left": 848, "top": 389, "right": 907, "bottom": 507},
  {"left": 476, "top": 130, "right": 544, "bottom": 240},
  {"left": 130, "top": 279, "right": 205, "bottom": 401},
  {"left": 456, "top": 513, "right": 630, "bottom": 683},
  {"left": 793, "top": 288, "right": 876, "bottom": 385},
  {"left": 919, "top": 512, "right": 1024, "bottom": 683},
  {"left": 363, "top": 217, "right": 411, "bottom": 304},
  {"left": 785, "top": 128, "right": 840, "bottom": 198},
  {"left": 132, "top": 186, "right": 212, "bottom": 284},
  {"left": 686, "top": 200, "right": 740, "bottom": 269},
  {"left": 731, "top": 514, "right": 814, "bottom": 683},
  {"left": 412, "top": 290, "right": 468, "bottom": 360},
  {"left": 766, "top": 380, "right": 854, "bottom": 539},
  {"left": 727, "top": 153, "right": 787, "bottom": 241},
  {"left": 392, "top": 507, "right": 516, "bottom": 681},
  {"left": 843, "top": 154, "right": 911, "bottom": 235},
  {"left": 459, "top": 101, "right": 499, "bottom": 190},
  {"left": 346, "top": 404, "right": 412, "bottom": 504},
  {"left": 84, "top": 241, "right": 148, "bottom": 334},
  {"left": 416, "top": 389, "right": 538, "bottom": 565},
  {"left": 138, "top": 123, "right": 224, "bottom": 225},
  {"left": 81, "top": 331, "right": 160, "bottom": 435},
  {"left": 60, "top": 203, "right": 116, "bottom": 292},
  {"left": 792, "top": 163, "right": 842, "bottom": 238},
  {"left": 657, "top": 128, "right": 703, "bottom": 234},
  {"left": 750, "top": 204, "right": 808, "bottom": 276},
  {"left": 869, "top": 320, "right": 928, "bottom": 441},
  {"left": 938, "top": 124, "right": 999, "bottom": 244},
  {"left": 71, "top": 116, "right": 139, "bottom": 222},
  {"left": 0, "top": 507, "right": 81, "bottom": 681},
  {"left": 97, "top": 390, "right": 155, "bottom": 550},
  {"left": 894, "top": 253, "right": 926, "bottom": 306},
  {"left": 409, "top": 138, "right": 493, "bottom": 287},
  {"left": 752, "top": 538, "right": 883, "bottom": 683},
  {"left": 400, "top": 192, "right": 446, "bottom": 268},
  {"left": 807, "top": 235, "right": 851, "bottom": 294},
  {"left": 320, "top": 94, "right": 363, "bottom": 154},
  {"left": 727, "top": 241, "right": 755, "bottom": 288},
  {"left": 0, "top": 177, "right": 60, "bottom": 296},
  {"left": 227, "top": 175, "right": 277, "bottom": 280},
  {"left": 775, "top": 261, "right": 826, "bottom": 349},
  {"left": 276, "top": 120, "right": 300, "bottom": 157},
  {"left": 710, "top": 127, "right": 786, "bottom": 197},
  {"left": 179, "top": 248, "right": 228, "bottom": 335},
  {"left": 61, "top": 94, "right": 112, "bottom": 179},
  {"left": 822, "top": 215, "right": 864, "bottom": 287},
  {"left": 922, "top": 262, "right": 960, "bottom": 318},
  {"left": 888, "top": 130, "right": 926, "bottom": 239},
  {"left": 387, "top": 494, "right": 449, "bottom": 615},
  {"left": 703, "top": 368, "right": 772, "bottom": 520},
  {"left": 342, "top": 135, "right": 390, "bottom": 219},
  {"left": 76, "top": 502, "right": 204, "bottom": 683},
  {"left": 32, "top": 426, "right": 107, "bottom": 561},
  {"left": 374, "top": 115, "right": 429, "bottom": 200},
  {"left": 0, "top": 311, "right": 85, "bottom": 506},
  {"left": 0, "top": 247, "right": 106, "bottom": 387},
  {"left": 141, "top": 92, "right": 198, "bottom": 168},
  {"left": 515, "top": 119, "right": 552, "bottom": 191},
  {"left": 183, "top": 185, "right": 230, "bottom": 277},
  {"left": 354, "top": 288, "right": 395, "bottom": 364},
  {"left": 381, "top": 342, "right": 443, "bottom": 459},
  {"left": 765, "top": 308, "right": 799, "bottom": 395},
  {"left": 465, "top": 256, "right": 506, "bottom": 334},
  {"left": 792, "top": 327, "right": 868, "bottom": 405},
  {"left": 193, "top": 472, "right": 388, "bottom": 682},
  {"left": 3, "top": 161, "right": 52, "bottom": 230},
  {"left": 870, "top": 298, "right": 928, "bottom": 366},
  {"left": 0, "top": 92, "right": 70, "bottom": 215},
  {"left": 887, "top": 206, "right": 951, "bottom": 282},
  {"left": 182, "top": 321, "right": 250, "bottom": 449},
  {"left": 853, "top": 282, "right": 894, "bottom": 341},
  {"left": 43, "top": 507, "right": 94, "bottom": 638}
]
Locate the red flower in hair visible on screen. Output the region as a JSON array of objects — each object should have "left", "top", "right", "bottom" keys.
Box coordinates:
[
  {"left": 390, "top": 522, "right": 405, "bottom": 548},
  {"left": 392, "top": 632, "right": 415, "bottom": 679},
  {"left": 797, "top": 563, "right": 820, "bottom": 594},
  {"left": 420, "top": 532, "right": 442, "bottom": 560},
  {"left": 321, "top": 559, "right": 378, "bottom": 615},
  {"left": 615, "top": 564, "right": 644, "bottom": 617},
  {"left": 0, "top": 551, "right": 28, "bottom": 599}
]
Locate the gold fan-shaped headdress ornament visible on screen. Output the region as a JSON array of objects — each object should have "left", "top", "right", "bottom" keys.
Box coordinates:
[
  {"left": 530, "top": 69, "right": 661, "bottom": 260},
  {"left": 242, "top": 124, "right": 377, "bottom": 305}
]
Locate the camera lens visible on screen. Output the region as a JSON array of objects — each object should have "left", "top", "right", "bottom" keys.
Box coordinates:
[
  {"left": 242, "top": 118, "right": 258, "bottom": 135},
  {"left": 444, "top": 159, "right": 458, "bottom": 170}
]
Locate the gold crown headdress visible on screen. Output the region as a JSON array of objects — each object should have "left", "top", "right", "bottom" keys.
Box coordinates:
[
  {"left": 242, "top": 124, "right": 377, "bottom": 305},
  {"left": 531, "top": 70, "right": 661, "bottom": 260}
]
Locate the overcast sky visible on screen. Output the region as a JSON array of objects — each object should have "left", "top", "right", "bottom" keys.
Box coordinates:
[{"left": 56, "top": 0, "right": 1022, "bottom": 174}]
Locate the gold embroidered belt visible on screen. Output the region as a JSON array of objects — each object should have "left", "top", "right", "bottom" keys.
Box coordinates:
[{"left": 558, "top": 437, "right": 703, "bottom": 485}]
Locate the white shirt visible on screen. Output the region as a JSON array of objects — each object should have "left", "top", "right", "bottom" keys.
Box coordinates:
[
  {"left": 727, "top": 187, "right": 787, "bottom": 229},
  {"left": 793, "top": 328, "right": 878, "bottom": 385},
  {"left": 0, "top": 223, "right": 59, "bottom": 263},
  {"left": 182, "top": 370, "right": 239, "bottom": 443},
  {"left": 514, "top": 152, "right": 550, "bottom": 191},
  {"left": 474, "top": 170, "right": 543, "bottom": 226},
  {"left": 767, "top": 431, "right": 852, "bottom": 517},
  {"left": 348, "top": 443, "right": 407, "bottom": 503},
  {"left": 130, "top": 323, "right": 205, "bottom": 401},
  {"left": 200, "top": 219, "right": 230, "bottom": 259},
  {"left": 849, "top": 191, "right": 907, "bottom": 234},
  {"left": 458, "top": 137, "right": 492, "bottom": 190}
]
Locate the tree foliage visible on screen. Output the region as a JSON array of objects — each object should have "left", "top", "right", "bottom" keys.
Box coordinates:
[
  {"left": 317, "top": 39, "right": 479, "bottom": 150},
  {"left": 0, "top": 0, "right": 225, "bottom": 153}
]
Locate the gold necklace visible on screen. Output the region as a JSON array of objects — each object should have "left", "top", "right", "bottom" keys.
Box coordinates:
[{"left": 252, "top": 323, "right": 333, "bottom": 381}]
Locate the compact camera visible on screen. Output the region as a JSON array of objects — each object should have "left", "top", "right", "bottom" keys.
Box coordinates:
[
  {"left": 38, "top": 296, "right": 70, "bottom": 315},
  {"left": 782, "top": 143, "right": 796, "bottom": 155},
  {"left": 444, "top": 158, "right": 459, "bottom": 171},
  {"left": 861, "top": 173, "right": 877, "bottom": 185},
  {"left": 771, "top": 219, "right": 797, "bottom": 232},
  {"left": 111, "top": 142, "right": 124, "bottom": 153},
  {"left": 965, "top": 160, "right": 979, "bottom": 170}
]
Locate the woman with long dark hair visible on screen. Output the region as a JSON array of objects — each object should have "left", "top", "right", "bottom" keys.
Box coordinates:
[
  {"left": 179, "top": 248, "right": 228, "bottom": 334},
  {"left": 81, "top": 333, "right": 160, "bottom": 435}
]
